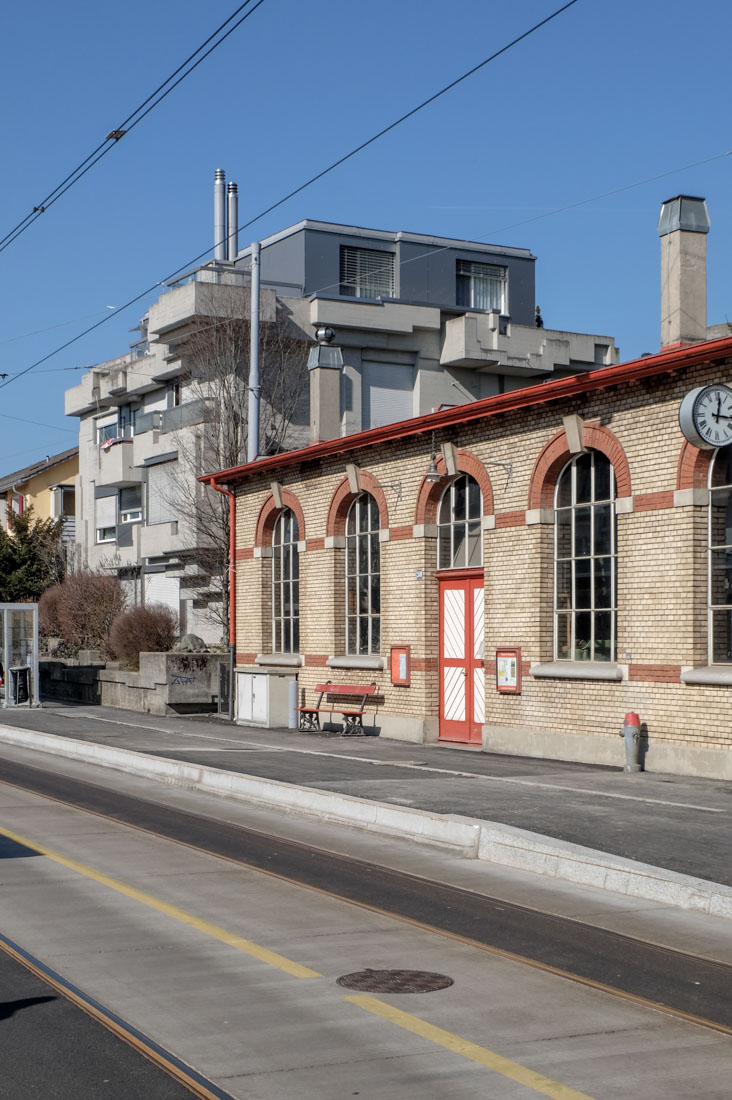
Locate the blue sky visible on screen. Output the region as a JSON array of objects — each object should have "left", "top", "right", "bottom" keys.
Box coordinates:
[{"left": 1, "top": 0, "right": 730, "bottom": 470}]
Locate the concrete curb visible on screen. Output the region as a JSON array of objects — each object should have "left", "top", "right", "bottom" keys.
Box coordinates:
[{"left": 2, "top": 723, "right": 731, "bottom": 921}]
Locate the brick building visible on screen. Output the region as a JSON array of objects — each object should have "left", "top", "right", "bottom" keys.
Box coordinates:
[{"left": 202, "top": 196, "right": 732, "bottom": 780}]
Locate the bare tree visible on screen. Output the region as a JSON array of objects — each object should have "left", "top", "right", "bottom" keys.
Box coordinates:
[{"left": 161, "top": 289, "right": 310, "bottom": 640}]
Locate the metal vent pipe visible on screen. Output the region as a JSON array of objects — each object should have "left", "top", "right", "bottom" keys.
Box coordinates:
[
  {"left": 227, "top": 182, "right": 239, "bottom": 262},
  {"left": 214, "top": 169, "right": 226, "bottom": 261}
]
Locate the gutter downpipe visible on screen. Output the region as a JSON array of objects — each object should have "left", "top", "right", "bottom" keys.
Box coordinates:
[{"left": 208, "top": 478, "right": 236, "bottom": 721}]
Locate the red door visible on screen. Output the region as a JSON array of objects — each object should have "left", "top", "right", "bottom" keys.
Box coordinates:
[{"left": 438, "top": 570, "right": 485, "bottom": 744}]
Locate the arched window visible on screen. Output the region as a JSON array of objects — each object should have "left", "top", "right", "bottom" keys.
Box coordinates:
[
  {"left": 437, "top": 474, "right": 482, "bottom": 569},
  {"left": 346, "top": 494, "right": 380, "bottom": 654},
  {"left": 554, "top": 451, "right": 616, "bottom": 662},
  {"left": 709, "top": 446, "right": 732, "bottom": 662},
  {"left": 272, "top": 509, "right": 299, "bottom": 653}
]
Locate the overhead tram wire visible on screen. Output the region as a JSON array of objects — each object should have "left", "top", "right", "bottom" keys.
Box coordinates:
[
  {"left": 0, "top": 0, "right": 586, "bottom": 395},
  {"left": 0, "top": 0, "right": 268, "bottom": 256},
  {"left": 310, "top": 147, "right": 732, "bottom": 300}
]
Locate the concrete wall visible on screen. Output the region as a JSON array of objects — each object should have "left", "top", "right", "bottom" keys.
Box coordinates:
[{"left": 41, "top": 653, "right": 225, "bottom": 715}]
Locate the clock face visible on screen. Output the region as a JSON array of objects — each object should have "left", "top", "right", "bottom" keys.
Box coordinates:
[{"left": 679, "top": 384, "right": 732, "bottom": 449}]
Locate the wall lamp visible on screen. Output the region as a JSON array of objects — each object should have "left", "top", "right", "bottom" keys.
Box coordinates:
[{"left": 424, "top": 431, "right": 442, "bottom": 483}]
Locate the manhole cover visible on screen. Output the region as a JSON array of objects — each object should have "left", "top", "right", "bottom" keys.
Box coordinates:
[{"left": 336, "top": 969, "right": 454, "bottom": 994}]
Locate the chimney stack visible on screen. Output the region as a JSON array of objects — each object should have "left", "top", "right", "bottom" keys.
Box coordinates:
[
  {"left": 657, "top": 195, "right": 710, "bottom": 348},
  {"left": 214, "top": 169, "right": 227, "bottom": 262},
  {"left": 307, "top": 326, "right": 344, "bottom": 442},
  {"left": 227, "top": 182, "right": 239, "bottom": 261}
]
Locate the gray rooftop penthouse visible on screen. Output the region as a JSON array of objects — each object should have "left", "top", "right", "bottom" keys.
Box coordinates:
[{"left": 209, "top": 219, "right": 537, "bottom": 321}]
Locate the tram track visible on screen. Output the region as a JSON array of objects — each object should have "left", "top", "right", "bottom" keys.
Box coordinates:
[{"left": 1, "top": 756, "right": 731, "bottom": 1037}]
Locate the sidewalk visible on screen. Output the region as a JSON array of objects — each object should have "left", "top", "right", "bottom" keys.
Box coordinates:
[{"left": 0, "top": 701, "right": 730, "bottom": 917}]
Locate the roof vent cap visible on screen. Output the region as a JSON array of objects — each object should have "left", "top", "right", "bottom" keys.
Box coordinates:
[{"left": 657, "top": 195, "right": 710, "bottom": 237}]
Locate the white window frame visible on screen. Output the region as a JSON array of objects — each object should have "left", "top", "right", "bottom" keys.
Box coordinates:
[
  {"left": 272, "top": 509, "right": 299, "bottom": 654},
  {"left": 553, "top": 452, "right": 616, "bottom": 662},
  {"left": 456, "top": 259, "right": 507, "bottom": 313},
  {"left": 345, "top": 494, "right": 381, "bottom": 655},
  {"left": 340, "top": 246, "right": 394, "bottom": 300},
  {"left": 437, "top": 474, "right": 483, "bottom": 569},
  {"left": 96, "top": 525, "right": 116, "bottom": 544}
]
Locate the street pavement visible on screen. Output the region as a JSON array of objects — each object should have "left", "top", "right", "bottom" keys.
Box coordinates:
[{"left": 0, "top": 701, "right": 730, "bottom": 891}]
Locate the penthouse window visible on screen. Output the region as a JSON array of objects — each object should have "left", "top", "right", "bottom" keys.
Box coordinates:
[
  {"left": 340, "top": 246, "right": 394, "bottom": 300},
  {"left": 554, "top": 452, "right": 616, "bottom": 662},
  {"left": 456, "top": 259, "right": 507, "bottom": 313}
]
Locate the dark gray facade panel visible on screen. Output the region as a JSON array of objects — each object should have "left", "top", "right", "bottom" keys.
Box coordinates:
[
  {"left": 93, "top": 486, "right": 118, "bottom": 499},
  {"left": 398, "top": 241, "right": 535, "bottom": 322},
  {"left": 116, "top": 522, "right": 134, "bottom": 548},
  {"left": 302, "top": 229, "right": 395, "bottom": 298},
  {"left": 259, "top": 231, "right": 307, "bottom": 293}
]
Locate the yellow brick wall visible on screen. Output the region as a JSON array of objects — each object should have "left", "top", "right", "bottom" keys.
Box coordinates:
[{"left": 231, "top": 356, "right": 732, "bottom": 762}]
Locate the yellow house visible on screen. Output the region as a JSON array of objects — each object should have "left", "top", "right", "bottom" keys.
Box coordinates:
[{"left": 0, "top": 447, "right": 79, "bottom": 537}]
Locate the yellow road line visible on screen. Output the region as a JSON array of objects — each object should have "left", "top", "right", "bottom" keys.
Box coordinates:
[
  {"left": 345, "top": 994, "right": 598, "bottom": 1100},
  {"left": 0, "top": 823, "right": 321, "bottom": 979}
]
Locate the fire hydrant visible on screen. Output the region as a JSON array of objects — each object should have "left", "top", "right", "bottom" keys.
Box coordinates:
[{"left": 620, "top": 712, "right": 642, "bottom": 773}]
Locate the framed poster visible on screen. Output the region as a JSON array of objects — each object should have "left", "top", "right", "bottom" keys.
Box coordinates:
[
  {"left": 390, "top": 645, "right": 411, "bottom": 686},
  {"left": 496, "top": 647, "right": 521, "bottom": 694}
]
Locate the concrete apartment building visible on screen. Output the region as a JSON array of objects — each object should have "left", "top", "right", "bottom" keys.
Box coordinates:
[
  {"left": 66, "top": 172, "right": 619, "bottom": 641},
  {"left": 204, "top": 196, "right": 732, "bottom": 781}
]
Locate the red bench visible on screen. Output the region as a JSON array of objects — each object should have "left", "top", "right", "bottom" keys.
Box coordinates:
[{"left": 295, "top": 681, "right": 377, "bottom": 736}]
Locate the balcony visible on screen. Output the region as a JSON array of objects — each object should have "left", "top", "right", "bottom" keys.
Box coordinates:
[
  {"left": 147, "top": 280, "right": 275, "bottom": 342},
  {"left": 95, "top": 440, "right": 143, "bottom": 488},
  {"left": 440, "top": 315, "right": 618, "bottom": 377},
  {"left": 65, "top": 372, "right": 102, "bottom": 417}
]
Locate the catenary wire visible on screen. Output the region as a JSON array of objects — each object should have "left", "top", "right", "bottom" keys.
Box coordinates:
[
  {"left": 309, "top": 148, "right": 732, "bottom": 299},
  {"left": 0, "top": 0, "right": 268, "bottom": 256},
  {"left": 0, "top": 0, "right": 585, "bottom": 393}
]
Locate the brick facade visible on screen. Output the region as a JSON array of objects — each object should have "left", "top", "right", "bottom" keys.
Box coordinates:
[{"left": 212, "top": 337, "right": 732, "bottom": 779}]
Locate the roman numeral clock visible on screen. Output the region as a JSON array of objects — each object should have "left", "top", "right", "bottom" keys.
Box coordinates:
[{"left": 679, "top": 384, "right": 732, "bottom": 449}]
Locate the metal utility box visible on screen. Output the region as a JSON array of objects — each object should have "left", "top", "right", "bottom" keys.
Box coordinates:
[{"left": 236, "top": 667, "right": 297, "bottom": 728}]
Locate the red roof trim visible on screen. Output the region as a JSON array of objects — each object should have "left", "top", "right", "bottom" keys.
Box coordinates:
[{"left": 198, "top": 335, "right": 732, "bottom": 487}]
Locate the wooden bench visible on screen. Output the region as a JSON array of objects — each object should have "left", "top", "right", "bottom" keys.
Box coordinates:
[{"left": 295, "top": 681, "right": 377, "bottom": 736}]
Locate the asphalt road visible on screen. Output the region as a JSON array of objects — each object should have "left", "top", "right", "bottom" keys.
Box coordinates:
[
  {"left": 2, "top": 703, "right": 731, "bottom": 886},
  {"left": 2, "top": 755, "right": 731, "bottom": 1031},
  {"left": 2, "top": 753, "right": 732, "bottom": 1099}
]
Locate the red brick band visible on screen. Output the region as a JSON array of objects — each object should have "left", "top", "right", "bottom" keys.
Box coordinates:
[
  {"left": 634, "top": 491, "right": 675, "bottom": 512},
  {"left": 628, "top": 664, "right": 681, "bottom": 682}
]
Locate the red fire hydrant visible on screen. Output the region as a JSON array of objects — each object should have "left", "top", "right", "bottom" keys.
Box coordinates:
[{"left": 620, "top": 712, "right": 642, "bottom": 773}]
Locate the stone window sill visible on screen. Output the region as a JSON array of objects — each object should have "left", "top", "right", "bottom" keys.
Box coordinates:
[
  {"left": 327, "top": 655, "right": 386, "bottom": 671},
  {"left": 680, "top": 666, "right": 732, "bottom": 685},
  {"left": 255, "top": 653, "right": 304, "bottom": 667},
  {"left": 530, "top": 661, "right": 623, "bottom": 682}
]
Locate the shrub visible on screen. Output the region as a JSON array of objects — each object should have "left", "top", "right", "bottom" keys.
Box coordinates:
[
  {"left": 39, "top": 572, "right": 127, "bottom": 655},
  {"left": 109, "top": 604, "right": 178, "bottom": 665}
]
